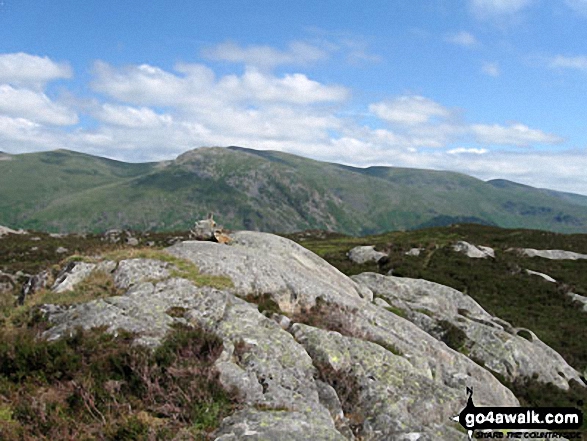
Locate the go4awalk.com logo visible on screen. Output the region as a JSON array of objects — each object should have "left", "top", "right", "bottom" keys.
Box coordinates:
[{"left": 452, "top": 388, "right": 583, "bottom": 440}]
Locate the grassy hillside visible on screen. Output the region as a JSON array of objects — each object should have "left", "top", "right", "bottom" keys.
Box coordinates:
[{"left": 2, "top": 146, "right": 587, "bottom": 235}]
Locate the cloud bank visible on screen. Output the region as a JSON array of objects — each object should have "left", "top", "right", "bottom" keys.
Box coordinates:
[{"left": 0, "top": 51, "right": 585, "bottom": 195}]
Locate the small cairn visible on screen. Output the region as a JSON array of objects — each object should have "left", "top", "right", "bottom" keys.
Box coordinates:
[{"left": 190, "top": 214, "right": 232, "bottom": 244}]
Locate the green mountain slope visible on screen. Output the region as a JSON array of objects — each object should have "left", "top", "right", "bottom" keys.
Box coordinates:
[{"left": 2, "top": 146, "right": 587, "bottom": 234}]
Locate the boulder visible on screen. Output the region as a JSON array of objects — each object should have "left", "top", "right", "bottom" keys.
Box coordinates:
[
  {"left": 190, "top": 215, "right": 218, "bottom": 241},
  {"left": 347, "top": 245, "right": 387, "bottom": 265}
]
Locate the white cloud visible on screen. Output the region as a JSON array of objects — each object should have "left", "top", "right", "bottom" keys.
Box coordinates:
[
  {"left": 202, "top": 41, "right": 327, "bottom": 69},
  {"left": 447, "top": 147, "right": 489, "bottom": 155},
  {"left": 469, "top": 0, "right": 533, "bottom": 18},
  {"left": 2, "top": 52, "right": 581, "bottom": 195},
  {"left": 369, "top": 96, "right": 451, "bottom": 126},
  {"left": 444, "top": 31, "right": 479, "bottom": 48},
  {"left": 0, "top": 52, "right": 72, "bottom": 88},
  {"left": 92, "top": 62, "right": 348, "bottom": 107},
  {"left": 0, "top": 84, "right": 78, "bottom": 125},
  {"left": 549, "top": 55, "right": 587, "bottom": 72},
  {"left": 482, "top": 61, "right": 501, "bottom": 77},
  {"left": 95, "top": 104, "right": 173, "bottom": 128},
  {"left": 471, "top": 123, "right": 563, "bottom": 146}
]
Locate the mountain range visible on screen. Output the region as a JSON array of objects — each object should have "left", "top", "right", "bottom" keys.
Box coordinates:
[{"left": 2, "top": 146, "right": 587, "bottom": 235}]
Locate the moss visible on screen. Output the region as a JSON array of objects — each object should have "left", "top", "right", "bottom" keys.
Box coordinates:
[
  {"left": 384, "top": 305, "right": 407, "bottom": 318},
  {"left": 0, "top": 403, "right": 13, "bottom": 422},
  {"left": 370, "top": 339, "right": 403, "bottom": 356}
]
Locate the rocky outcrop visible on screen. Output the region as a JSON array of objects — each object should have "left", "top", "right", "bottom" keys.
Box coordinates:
[
  {"left": 351, "top": 272, "right": 583, "bottom": 391},
  {"left": 452, "top": 241, "right": 494, "bottom": 258},
  {"left": 513, "top": 248, "right": 587, "bottom": 260},
  {"left": 0, "top": 225, "right": 26, "bottom": 237},
  {"left": 525, "top": 269, "right": 556, "bottom": 283},
  {"left": 347, "top": 246, "right": 388, "bottom": 265},
  {"left": 41, "top": 231, "right": 577, "bottom": 439}
]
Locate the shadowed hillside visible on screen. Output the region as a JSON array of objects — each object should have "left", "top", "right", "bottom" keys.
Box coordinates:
[{"left": 2, "top": 146, "right": 587, "bottom": 235}]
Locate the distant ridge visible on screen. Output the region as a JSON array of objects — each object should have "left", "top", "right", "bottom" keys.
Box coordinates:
[{"left": 2, "top": 146, "right": 587, "bottom": 234}]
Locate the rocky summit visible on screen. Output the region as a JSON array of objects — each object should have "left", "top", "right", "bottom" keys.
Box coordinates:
[{"left": 18, "top": 229, "right": 584, "bottom": 440}]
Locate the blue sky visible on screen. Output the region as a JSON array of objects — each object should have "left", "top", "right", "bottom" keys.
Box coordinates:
[{"left": 2, "top": 0, "right": 587, "bottom": 194}]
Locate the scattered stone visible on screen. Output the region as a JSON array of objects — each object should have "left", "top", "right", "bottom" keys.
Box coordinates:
[
  {"left": 0, "top": 271, "right": 16, "bottom": 294},
  {"left": 103, "top": 229, "right": 123, "bottom": 243},
  {"left": 525, "top": 269, "right": 557, "bottom": 283},
  {"left": 30, "top": 236, "right": 41, "bottom": 241},
  {"left": 452, "top": 241, "right": 494, "bottom": 258},
  {"left": 30, "top": 246, "right": 38, "bottom": 251},
  {"left": 405, "top": 248, "right": 424, "bottom": 256},
  {"left": 347, "top": 245, "right": 388, "bottom": 264},
  {"left": 126, "top": 237, "right": 139, "bottom": 246},
  {"left": 56, "top": 246, "right": 68, "bottom": 254}
]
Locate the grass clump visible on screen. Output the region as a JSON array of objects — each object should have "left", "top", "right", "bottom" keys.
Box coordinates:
[
  {"left": 436, "top": 320, "right": 468, "bottom": 353},
  {"left": 384, "top": 305, "right": 407, "bottom": 318},
  {"left": 243, "top": 293, "right": 282, "bottom": 316}
]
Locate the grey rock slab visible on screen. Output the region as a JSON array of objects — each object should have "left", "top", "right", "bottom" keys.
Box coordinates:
[
  {"left": 291, "top": 323, "right": 467, "bottom": 440},
  {"left": 0, "top": 225, "right": 26, "bottom": 237},
  {"left": 167, "top": 231, "right": 374, "bottom": 312},
  {"left": 452, "top": 241, "right": 494, "bottom": 258},
  {"left": 52, "top": 262, "right": 98, "bottom": 293},
  {"left": 113, "top": 258, "right": 171, "bottom": 289},
  {"left": 347, "top": 245, "right": 387, "bottom": 264},
  {"left": 516, "top": 248, "right": 587, "bottom": 260},
  {"left": 214, "top": 408, "right": 346, "bottom": 441},
  {"left": 525, "top": 269, "right": 557, "bottom": 283},
  {"left": 353, "top": 272, "right": 583, "bottom": 390},
  {"left": 51, "top": 260, "right": 117, "bottom": 293},
  {"left": 568, "top": 292, "right": 587, "bottom": 312}
]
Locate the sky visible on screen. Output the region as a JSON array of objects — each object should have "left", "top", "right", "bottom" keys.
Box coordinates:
[{"left": 1, "top": 0, "right": 587, "bottom": 195}]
